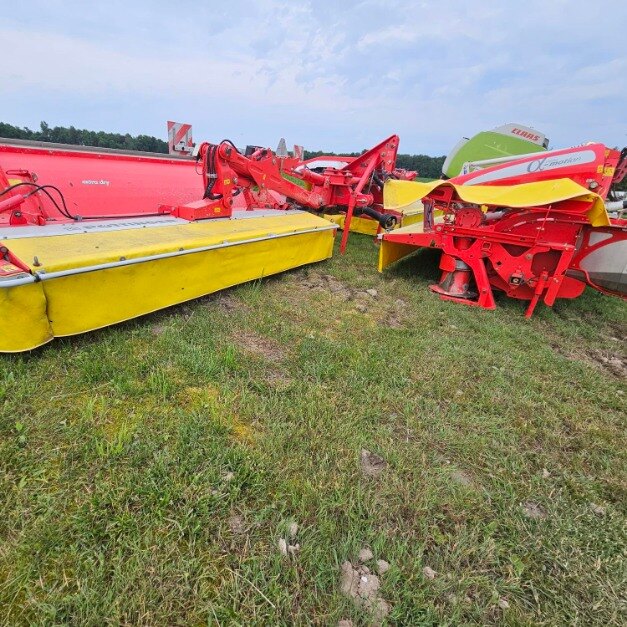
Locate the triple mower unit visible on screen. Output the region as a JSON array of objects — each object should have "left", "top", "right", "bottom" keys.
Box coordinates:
[{"left": 0, "top": 125, "right": 625, "bottom": 352}]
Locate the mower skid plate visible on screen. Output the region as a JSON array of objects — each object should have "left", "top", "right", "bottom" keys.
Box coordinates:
[{"left": 0, "top": 210, "right": 337, "bottom": 352}]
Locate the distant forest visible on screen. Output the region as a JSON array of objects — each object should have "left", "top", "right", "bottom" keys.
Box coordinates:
[
  {"left": 0, "top": 121, "right": 169, "bottom": 154},
  {"left": 0, "top": 121, "right": 447, "bottom": 179}
]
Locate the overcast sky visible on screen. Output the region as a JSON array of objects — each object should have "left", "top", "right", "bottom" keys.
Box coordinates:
[{"left": 2, "top": 0, "right": 626, "bottom": 155}]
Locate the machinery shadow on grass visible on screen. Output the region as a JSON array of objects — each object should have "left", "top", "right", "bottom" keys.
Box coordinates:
[{"left": 382, "top": 247, "right": 443, "bottom": 284}]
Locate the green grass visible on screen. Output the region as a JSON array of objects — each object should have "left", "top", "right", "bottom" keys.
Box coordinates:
[{"left": 1, "top": 235, "right": 625, "bottom": 625}]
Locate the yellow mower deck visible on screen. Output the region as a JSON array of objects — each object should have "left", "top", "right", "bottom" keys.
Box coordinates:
[{"left": 0, "top": 210, "right": 336, "bottom": 352}]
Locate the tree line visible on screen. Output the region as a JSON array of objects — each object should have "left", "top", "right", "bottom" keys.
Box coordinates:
[
  {"left": 0, "top": 121, "right": 446, "bottom": 179},
  {"left": 0, "top": 121, "right": 169, "bottom": 154},
  {"left": 4, "top": 121, "right": 623, "bottom": 190}
]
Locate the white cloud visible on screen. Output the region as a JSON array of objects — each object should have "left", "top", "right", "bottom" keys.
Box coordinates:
[{"left": 357, "top": 25, "right": 419, "bottom": 49}]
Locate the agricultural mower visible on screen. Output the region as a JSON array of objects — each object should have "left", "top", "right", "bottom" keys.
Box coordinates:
[
  {"left": 380, "top": 142, "right": 627, "bottom": 316},
  {"left": 2, "top": 122, "right": 625, "bottom": 353},
  {"left": 0, "top": 133, "right": 413, "bottom": 352}
]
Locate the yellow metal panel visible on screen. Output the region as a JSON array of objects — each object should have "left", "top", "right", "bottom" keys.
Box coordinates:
[
  {"left": 383, "top": 184, "right": 426, "bottom": 212},
  {"left": 322, "top": 214, "right": 380, "bottom": 236},
  {"left": 378, "top": 219, "right": 441, "bottom": 271},
  {"left": 43, "top": 228, "right": 334, "bottom": 337},
  {"left": 379, "top": 217, "right": 444, "bottom": 272},
  {"left": 0, "top": 282, "right": 53, "bottom": 352},
  {"left": 400, "top": 212, "right": 423, "bottom": 228},
  {"left": 378, "top": 242, "right": 421, "bottom": 272},
  {"left": 6, "top": 212, "right": 332, "bottom": 273},
  {"left": 384, "top": 179, "right": 610, "bottom": 227}
]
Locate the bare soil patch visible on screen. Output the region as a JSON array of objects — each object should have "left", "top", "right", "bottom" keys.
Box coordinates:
[
  {"left": 451, "top": 469, "right": 475, "bottom": 488},
  {"left": 236, "top": 331, "right": 286, "bottom": 362},
  {"left": 216, "top": 293, "right": 251, "bottom": 312},
  {"left": 550, "top": 342, "right": 627, "bottom": 378},
  {"left": 361, "top": 449, "right": 387, "bottom": 478},
  {"left": 228, "top": 514, "right": 246, "bottom": 535},
  {"left": 340, "top": 559, "right": 389, "bottom": 624},
  {"left": 522, "top": 501, "right": 547, "bottom": 520},
  {"left": 588, "top": 349, "right": 627, "bottom": 378}
]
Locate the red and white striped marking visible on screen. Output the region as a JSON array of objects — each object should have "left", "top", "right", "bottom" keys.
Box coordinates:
[{"left": 167, "top": 121, "right": 193, "bottom": 155}]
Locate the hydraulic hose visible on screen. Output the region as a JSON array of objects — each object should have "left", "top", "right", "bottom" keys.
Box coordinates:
[
  {"left": 203, "top": 144, "right": 223, "bottom": 200},
  {"left": 358, "top": 206, "right": 397, "bottom": 229}
]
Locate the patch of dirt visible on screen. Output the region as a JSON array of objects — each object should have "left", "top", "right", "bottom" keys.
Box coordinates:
[
  {"left": 379, "top": 315, "right": 404, "bottom": 329},
  {"left": 297, "top": 271, "right": 386, "bottom": 309},
  {"left": 296, "top": 270, "right": 410, "bottom": 329},
  {"left": 451, "top": 470, "right": 475, "bottom": 488},
  {"left": 323, "top": 275, "right": 353, "bottom": 300},
  {"left": 358, "top": 548, "right": 373, "bottom": 562},
  {"left": 550, "top": 342, "right": 627, "bottom": 378},
  {"left": 297, "top": 272, "right": 353, "bottom": 301},
  {"left": 376, "top": 296, "right": 411, "bottom": 330},
  {"left": 360, "top": 449, "right": 387, "bottom": 478},
  {"left": 278, "top": 538, "right": 288, "bottom": 556},
  {"left": 228, "top": 514, "right": 245, "bottom": 535},
  {"left": 340, "top": 560, "right": 389, "bottom": 625},
  {"left": 353, "top": 290, "right": 373, "bottom": 303},
  {"left": 522, "top": 501, "right": 547, "bottom": 520},
  {"left": 588, "top": 350, "right": 627, "bottom": 378},
  {"left": 288, "top": 522, "right": 299, "bottom": 539},
  {"left": 236, "top": 331, "right": 286, "bottom": 362},
  {"left": 376, "top": 559, "right": 390, "bottom": 575},
  {"left": 277, "top": 537, "right": 300, "bottom": 558},
  {"left": 264, "top": 369, "right": 293, "bottom": 388},
  {"left": 220, "top": 294, "right": 251, "bottom": 312}
]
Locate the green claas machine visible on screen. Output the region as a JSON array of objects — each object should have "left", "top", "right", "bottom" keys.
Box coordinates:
[{"left": 442, "top": 123, "right": 549, "bottom": 179}]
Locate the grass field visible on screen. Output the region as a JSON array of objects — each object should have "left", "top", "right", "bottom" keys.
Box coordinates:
[{"left": 1, "top": 234, "right": 625, "bottom": 625}]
